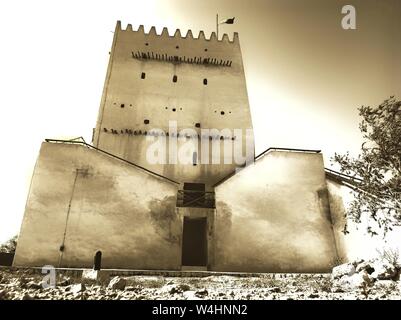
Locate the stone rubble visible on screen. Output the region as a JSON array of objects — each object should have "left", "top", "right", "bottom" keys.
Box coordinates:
[
  {"left": 332, "top": 263, "right": 356, "bottom": 279},
  {"left": 108, "top": 276, "right": 127, "bottom": 290},
  {"left": 331, "top": 257, "right": 400, "bottom": 296},
  {"left": 0, "top": 261, "right": 400, "bottom": 300}
]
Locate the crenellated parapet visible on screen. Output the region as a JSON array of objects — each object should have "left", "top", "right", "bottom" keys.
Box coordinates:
[
  {"left": 115, "top": 20, "right": 239, "bottom": 44},
  {"left": 93, "top": 19, "right": 252, "bottom": 179}
]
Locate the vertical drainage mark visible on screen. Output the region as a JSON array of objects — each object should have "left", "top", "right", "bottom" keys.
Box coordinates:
[{"left": 58, "top": 169, "right": 79, "bottom": 267}]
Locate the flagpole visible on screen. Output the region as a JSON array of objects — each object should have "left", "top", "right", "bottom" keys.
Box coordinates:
[{"left": 216, "top": 13, "right": 219, "bottom": 40}]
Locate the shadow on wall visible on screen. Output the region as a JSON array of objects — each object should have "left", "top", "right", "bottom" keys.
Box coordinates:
[
  {"left": 216, "top": 201, "right": 232, "bottom": 234},
  {"left": 149, "top": 195, "right": 181, "bottom": 244}
]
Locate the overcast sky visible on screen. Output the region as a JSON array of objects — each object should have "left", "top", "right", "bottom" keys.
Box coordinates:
[{"left": 0, "top": 0, "right": 400, "bottom": 243}]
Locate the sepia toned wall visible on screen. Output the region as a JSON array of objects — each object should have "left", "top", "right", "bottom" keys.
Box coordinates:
[
  {"left": 13, "top": 142, "right": 182, "bottom": 270},
  {"left": 16, "top": 142, "right": 388, "bottom": 272},
  {"left": 213, "top": 151, "right": 338, "bottom": 272},
  {"left": 93, "top": 21, "right": 254, "bottom": 187}
]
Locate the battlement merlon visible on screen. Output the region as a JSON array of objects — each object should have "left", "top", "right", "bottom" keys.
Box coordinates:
[{"left": 115, "top": 20, "right": 239, "bottom": 44}]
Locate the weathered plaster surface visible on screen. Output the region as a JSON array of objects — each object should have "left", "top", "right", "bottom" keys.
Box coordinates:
[
  {"left": 14, "top": 142, "right": 181, "bottom": 269},
  {"left": 93, "top": 22, "right": 254, "bottom": 186},
  {"left": 214, "top": 151, "right": 338, "bottom": 272}
]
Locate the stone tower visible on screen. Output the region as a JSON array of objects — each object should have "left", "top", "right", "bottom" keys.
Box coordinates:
[
  {"left": 13, "top": 21, "right": 343, "bottom": 272},
  {"left": 93, "top": 21, "right": 254, "bottom": 188}
]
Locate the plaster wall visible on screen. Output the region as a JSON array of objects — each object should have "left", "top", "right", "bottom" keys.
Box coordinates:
[
  {"left": 13, "top": 142, "right": 181, "bottom": 270},
  {"left": 214, "top": 151, "right": 338, "bottom": 272}
]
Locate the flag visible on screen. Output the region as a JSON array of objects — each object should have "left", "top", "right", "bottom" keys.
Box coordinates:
[{"left": 220, "top": 17, "right": 235, "bottom": 24}]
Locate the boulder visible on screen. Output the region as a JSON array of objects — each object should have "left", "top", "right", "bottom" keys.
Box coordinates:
[
  {"left": 108, "top": 276, "right": 127, "bottom": 290},
  {"left": 371, "top": 261, "right": 398, "bottom": 280},
  {"left": 332, "top": 263, "right": 356, "bottom": 280},
  {"left": 332, "top": 271, "right": 372, "bottom": 292},
  {"left": 355, "top": 261, "right": 375, "bottom": 274},
  {"left": 348, "top": 273, "right": 368, "bottom": 289}
]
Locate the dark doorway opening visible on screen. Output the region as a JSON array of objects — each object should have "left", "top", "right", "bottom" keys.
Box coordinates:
[
  {"left": 94, "top": 251, "right": 102, "bottom": 270},
  {"left": 181, "top": 217, "right": 207, "bottom": 266}
]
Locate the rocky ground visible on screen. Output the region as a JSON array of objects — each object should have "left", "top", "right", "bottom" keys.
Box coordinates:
[{"left": 0, "top": 261, "right": 400, "bottom": 300}]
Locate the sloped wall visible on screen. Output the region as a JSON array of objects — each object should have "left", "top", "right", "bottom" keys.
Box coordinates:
[
  {"left": 213, "top": 151, "right": 338, "bottom": 272},
  {"left": 13, "top": 142, "right": 181, "bottom": 270}
]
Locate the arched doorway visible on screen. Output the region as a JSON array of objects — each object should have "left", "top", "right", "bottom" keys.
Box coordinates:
[{"left": 94, "top": 251, "right": 102, "bottom": 270}]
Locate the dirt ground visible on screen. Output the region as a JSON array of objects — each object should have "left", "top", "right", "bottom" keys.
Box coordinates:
[{"left": 0, "top": 268, "right": 400, "bottom": 300}]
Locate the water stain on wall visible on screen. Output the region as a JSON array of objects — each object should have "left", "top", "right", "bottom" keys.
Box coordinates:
[
  {"left": 149, "top": 196, "right": 180, "bottom": 244},
  {"left": 74, "top": 172, "right": 117, "bottom": 207},
  {"left": 216, "top": 201, "right": 232, "bottom": 234},
  {"left": 317, "top": 188, "right": 333, "bottom": 224},
  {"left": 76, "top": 167, "right": 93, "bottom": 178}
]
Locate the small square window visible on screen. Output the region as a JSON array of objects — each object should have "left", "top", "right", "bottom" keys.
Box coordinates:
[
  {"left": 195, "top": 123, "right": 201, "bottom": 128},
  {"left": 120, "top": 104, "right": 125, "bottom": 108},
  {"left": 141, "top": 72, "right": 146, "bottom": 79},
  {"left": 144, "top": 119, "right": 150, "bottom": 124}
]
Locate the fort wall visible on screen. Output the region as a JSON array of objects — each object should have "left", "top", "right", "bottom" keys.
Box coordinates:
[
  {"left": 13, "top": 142, "right": 181, "bottom": 269},
  {"left": 213, "top": 151, "right": 338, "bottom": 272}
]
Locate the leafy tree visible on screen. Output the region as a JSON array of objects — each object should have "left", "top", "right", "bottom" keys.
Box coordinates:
[
  {"left": 333, "top": 96, "right": 401, "bottom": 235},
  {"left": 0, "top": 235, "right": 18, "bottom": 253}
]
